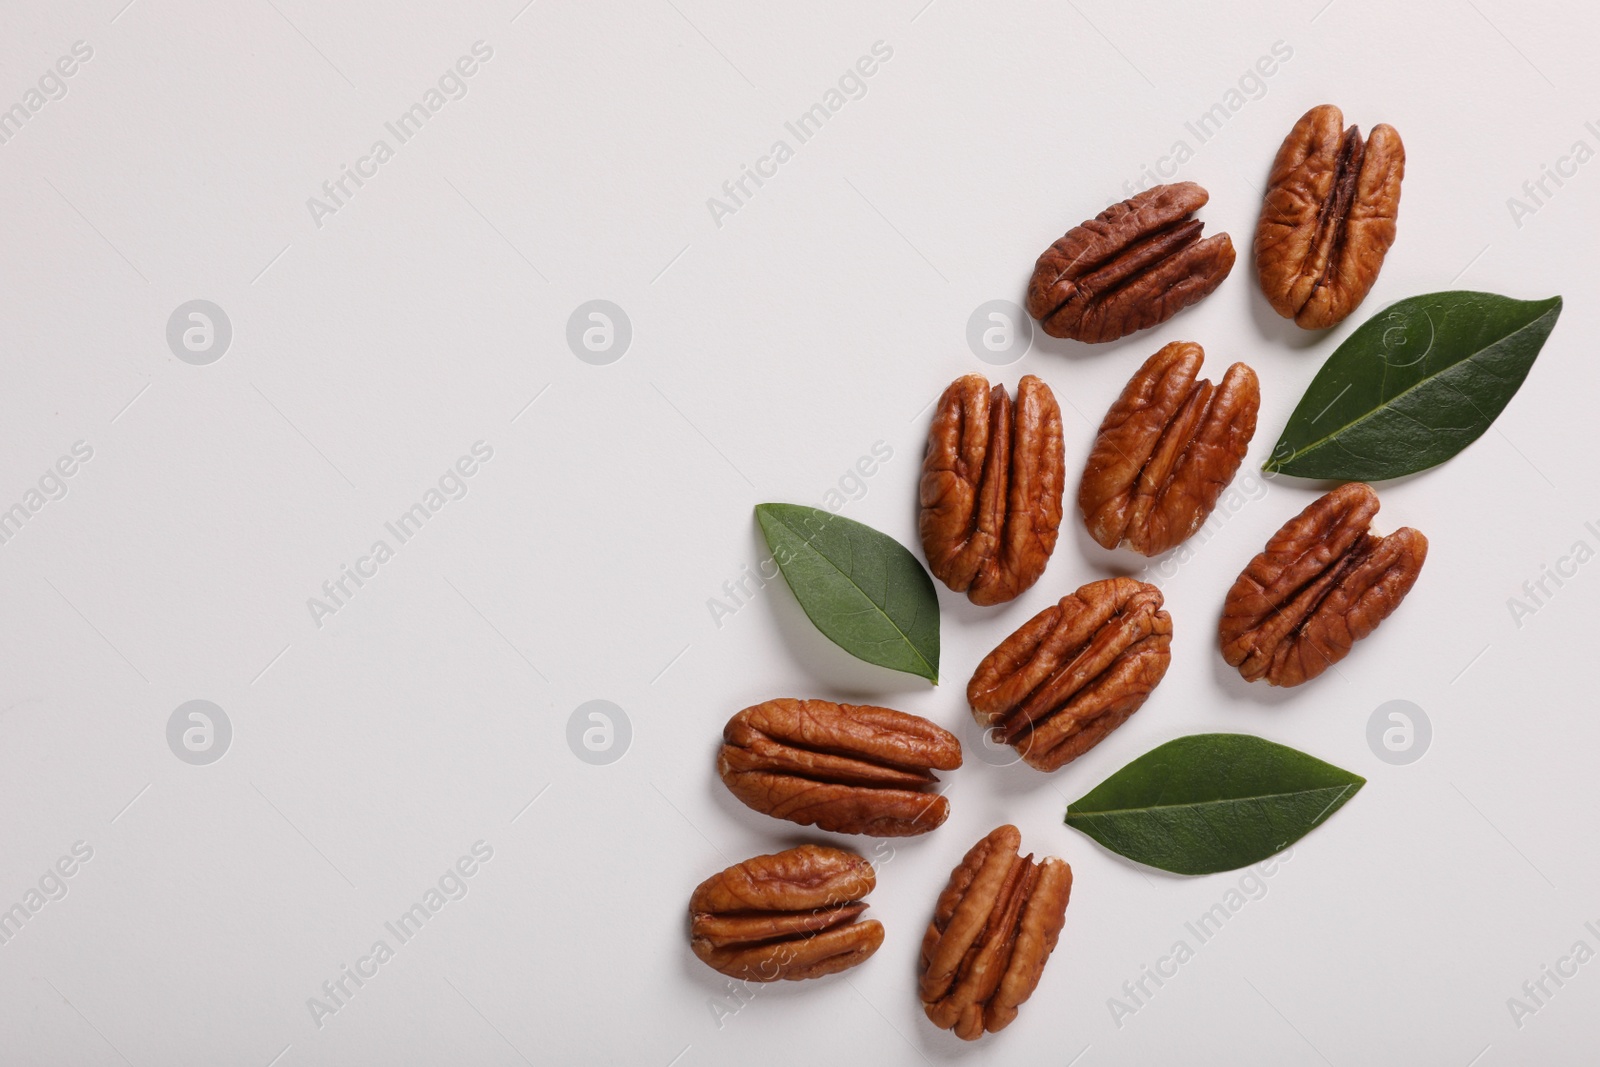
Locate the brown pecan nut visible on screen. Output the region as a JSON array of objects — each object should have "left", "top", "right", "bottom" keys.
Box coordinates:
[
  {"left": 1255, "top": 104, "right": 1405, "bottom": 329},
  {"left": 919, "top": 824, "right": 1072, "bottom": 1040},
  {"left": 1079, "top": 342, "right": 1260, "bottom": 556},
  {"left": 1025, "top": 182, "right": 1236, "bottom": 343},
  {"left": 967, "top": 577, "right": 1172, "bottom": 772},
  {"left": 920, "top": 374, "right": 1064, "bottom": 605},
  {"left": 717, "top": 699, "right": 962, "bottom": 836},
  {"left": 689, "top": 844, "right": 884, "bottom": 982},
  {"left": 1220, "top": 482, "right": 1427, "bottom": 686}
]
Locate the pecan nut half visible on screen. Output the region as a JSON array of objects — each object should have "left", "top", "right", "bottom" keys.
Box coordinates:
[
  {"left": 689, "top": 844, "right": 884, "bottom": 982},
  {"left": 1220, "top": 483, "right": 1427, "bottom": 686},
  {"left": 1255, "top": 104, "right": 1405, "bottom": 329},
  {"left": 1080, "top": 342, "right": 1260, "bottom": 556},
  {"left": 919, "top": 824, "right": 1072, "bottom": 1040},
  {"left": 920, "top": 374, "right": 1064, "bottom": 605},
  {"left": 967, "top": 578, "right": 1172, "bottom": 772},
  {"left": 718, "top": 699, "right": 963, "bottom": 836},
  {"left": 1025, "top": 182, "right": 1236, "bottom": 343}
]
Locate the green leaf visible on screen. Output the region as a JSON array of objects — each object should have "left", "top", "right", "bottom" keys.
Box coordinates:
[
  {"left": 1263, "top": 290, "right": 1562, "bottom": 480},
  {"left": 1064, "top": 734, "right": 1365, "bottom": 875},
  {"left": 754, "top": 504, "right": 940, "bottom": 684}
]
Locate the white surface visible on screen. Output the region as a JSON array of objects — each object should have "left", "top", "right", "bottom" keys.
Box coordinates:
[{"left": 1, "top": 0, "right": 1597, "bottom": 1063}]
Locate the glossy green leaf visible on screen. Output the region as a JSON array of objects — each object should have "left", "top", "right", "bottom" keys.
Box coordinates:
[
  {"left": 1263, "top": 291, "right": 1562, "bottom": 480},
  {"left": 1064, "top": 734, "right": 1364, "bottom": 875},
  {"left": 755, "top": 504, "right": 939, "bottom": 683}
]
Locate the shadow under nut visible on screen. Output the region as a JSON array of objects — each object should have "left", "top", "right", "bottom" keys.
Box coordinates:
[
  {"left": 920, "top": 374, "right": 1064, "bottom": 606},
  {"left": 1025, "top": 182, "right": 1236, "bottom": 343},
  {"left": 717, "top": 699, "right": 963, "bottom": 836},
  {"left": 1219, "top": 482, "right": 1427, "bottom": 686},
  {"left": 1079, "top": 341, "right": 1260, "bottom": 556},
  {"left": 1255, "top": 104, "right": 1405, "bottom": 330},
  {"left": 967, "top": 577, "right": 1172, "bottom": 771},
  {"left": 689, "top": 844, "right": 884, "bottom": 982},
  {"left": 918, "top": 824, "right": 1072, "bottom": 1040}
]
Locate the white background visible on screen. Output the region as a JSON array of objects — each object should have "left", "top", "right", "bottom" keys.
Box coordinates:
[{"left": 1, "top": 0, "right": 1597, "bottom": 1063}]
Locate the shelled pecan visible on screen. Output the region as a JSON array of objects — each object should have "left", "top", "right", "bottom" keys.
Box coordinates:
[
  {"left": 689, "top": 844, "right": 883, "bottom": 982},
  {"left": 1219, "top": 482, "right": 1427, "bottom": 686},
  {"left": 1079, "top": 342, "right": 1260, "bottom": 555},
  {"left": 967, "top": 577, "right": 1172, "bottom": 771},
  {"left": 1255, "top": 104, "right": 1405, "bottom": 329},
  {"left": 920, "top": 374, "right": 1064, "bottom": 605},
  {"left": 717, "top": 699, "right": 963, "bottom": 836},
  {"left": 1025, "top": 182, "right": 1235, "bottom": 343},
  {"left": 919, "top": 824, "right": 1072, "bottom": 1040}
]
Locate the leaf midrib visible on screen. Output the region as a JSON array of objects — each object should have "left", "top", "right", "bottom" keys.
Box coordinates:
[
  {"left": 1068, "top": 782, "right": 1355, "bottom": 820},
  {"left": 1268, "top": 303, "right": 1555, "bottom": 470},
  {"left": 778, "top": 512, "right": 937, "bottom": 680}
]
